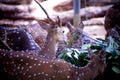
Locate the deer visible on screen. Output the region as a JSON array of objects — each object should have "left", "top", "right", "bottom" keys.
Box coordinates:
[
  {"left": 0, "top": 47, "right": 106, "bottom": 80},
  {"left": 38, "top": 20, "right": 69, "bottom": 58},
  {"left": 0, "top": 26, "right": 40, "bottom": 51},
  {"left": 0, "top": 18, "right": 69, "bottom": 58},
  {"left": 0, "top": 0, "right": 70, "bottom": 58},
  {"left": 26, "top": 0, "right": 70, "bottom": 58}
]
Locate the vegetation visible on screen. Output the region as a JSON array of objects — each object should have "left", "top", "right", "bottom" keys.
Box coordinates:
[{"left": 59, "top": 36, "right": 120, "bottom": 74}]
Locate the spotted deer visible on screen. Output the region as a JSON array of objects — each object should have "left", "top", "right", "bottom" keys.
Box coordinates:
[
  {"left": 0, "top": 48, "right": 106, "bottom": 80},
  {"left": 0, "top": 26, "right": 40, "bottom": 51},
  {"left": 32, "top": 0, "right": 70, "bottom": 58},
  {"left": 0, "top": 19, "right": 69, "bottom": 59},
  {"left": 0, "top": 0, "right": 70, "bottom": 58}
]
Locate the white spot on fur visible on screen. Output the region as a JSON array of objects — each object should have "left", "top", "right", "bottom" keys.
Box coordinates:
[{"left": 67, "top": 75, "right": 70, "bottom": 78}]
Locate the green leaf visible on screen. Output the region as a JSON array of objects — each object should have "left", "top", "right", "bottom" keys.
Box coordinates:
[
  {"left": 90, "top": 45, "right": 102, "bottom": 50},
  {"left": 72, "top": 33, "right": 77, "bottom": 39},
  {"left": 112, "top": 66, "right": 120, "bottom": 74},
  {"left": 106, "top": 36, "right": 119, "bottom": 53},
  {"left": 115, "top": 50, "right": 120, "bottom": 55},
  {"left": 108, "top": 56, "right": 112, "bottom": 60},
  {"left": 67, "top": 40, "right": 72, "bottom": 47},
  {"left": 111, "top": 62, "right": 120, "bottom": 66},
  {"left": 81, "top": 43, "right": 91, "bottom": 49}
]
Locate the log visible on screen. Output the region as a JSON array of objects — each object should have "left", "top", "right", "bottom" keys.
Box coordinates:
[
  {"left": 38, "top": 3, "right": 112, "bottom": 25},
  {"left": 83, "top": 17, "right": 104, "bottom": 26}
]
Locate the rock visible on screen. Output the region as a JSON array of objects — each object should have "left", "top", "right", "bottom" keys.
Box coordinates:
[{"left": 104, "top": 2, "right": 120, "bottom": 38}]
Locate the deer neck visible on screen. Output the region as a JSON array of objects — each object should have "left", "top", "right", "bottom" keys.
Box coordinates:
[
  {"left": 40, "top": 33, "right": 58, "bottom": 59},
  {"left": 74, "top": 59, "right": 100, "bottom": 80}
]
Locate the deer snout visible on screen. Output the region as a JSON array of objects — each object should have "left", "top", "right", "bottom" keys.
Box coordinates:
[
  {"left": 57, "top": 35, "right": 68, "bottom": 44},
  {"left": 63, "top": 37, "right": 68, "bottom": 45}
]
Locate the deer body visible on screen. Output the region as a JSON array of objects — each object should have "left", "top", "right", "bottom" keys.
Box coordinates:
[
  {"left": 0, "top": 26, "right": 40, "bottom": 51},
  {"left": 0, "top": 49, "right": 106, "bottom": 80}
]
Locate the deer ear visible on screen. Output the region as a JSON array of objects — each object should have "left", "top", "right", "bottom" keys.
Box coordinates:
[
  {"left": 66, "top": 21, "right": 74, "bottom": 31},
  {"left": 98, "top": 50, "right": 106, "bottom": 61},
  {"left": 79, "top": 21, "right": 84, "bottom": 30},
  {"left": 88, "top": 49, "right": 95, "bottom": 58}
]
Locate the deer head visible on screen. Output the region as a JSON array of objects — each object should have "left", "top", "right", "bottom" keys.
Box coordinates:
[
  {"left": 87, "top": 49, "right": 106, "bottom": 76},
  {"left": 66, "top": 21, "right": 84, "bottom": 48},
  {"left": 47, "top": 16, "right": 69, "bottom": 43},
  {"left": 0, "top": 48, "right": 106, "bottom": 80}
]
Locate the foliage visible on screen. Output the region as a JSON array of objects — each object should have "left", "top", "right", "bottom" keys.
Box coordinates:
[
  {"left": 58, "top": 36, "right": 120, "bottom": 74},
  {"left": 58, "top": 48, "right": 90, "bottom": 67},
  {"left": 97, "top": 36, "right": 120, "bottom": 74},
  {"left": 104, "top": 36, "right": 120, "bottom": 74},
  {"left": 72, "top": 33, "right": 77, "bottom": 39}
]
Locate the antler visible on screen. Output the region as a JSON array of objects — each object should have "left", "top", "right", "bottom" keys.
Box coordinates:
[
  {"left": 34, "top": 0, "right": 54, "bottom": 24},
  {"left": 0, "top": 29, "right": 12, "bottom": 50}
]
